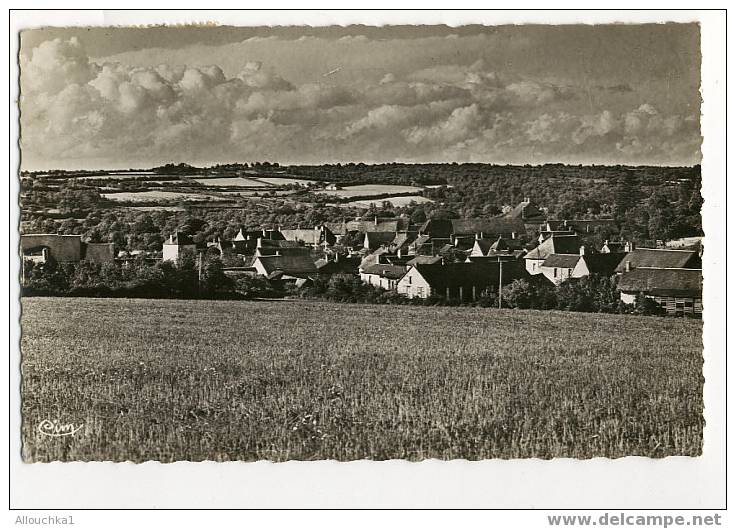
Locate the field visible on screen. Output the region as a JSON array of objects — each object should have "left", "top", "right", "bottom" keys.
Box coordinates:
[
  {"left": 191, "top": 177, "right": 270, "bottom": 187},
  {"left": 20, "top": 297, "right": 703, "bottom": 462},
  {"left": 346, "top": 195, "right": 434, "bottom": 207},
  {"left": 102, "top": 191, "right": 230, "bottom": 202},
  {"left": 254, "top": 177, "right": 317, "bottom": 186},
  {"left": 316, "top": 184, "right": 423, "bottom": 198}
]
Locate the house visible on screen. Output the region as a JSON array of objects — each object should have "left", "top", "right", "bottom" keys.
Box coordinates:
[
  {"left": 523, "top": 234, "right": 581, "bottom": 275},
  {"left": 405, "top": 255, "right": 443, "bottom": 266},
  {"left": 420, "top": 218, "right": 526, "bottom": 242},
  {"left": 504, "top": 198, "right": 546, "bottom": 224},
  {"left": 614, "top": 247, "right": 702, "bottom": 274},
  {"left": 21, "top": 234, "right": 83, "bottom": 263},
  {"left": 281, "top": 225, "right": 336, "bottom": 247},
  {"left": 388, "top": 232, "right": 417, "bottom": 253},
  {"left": 255, "top": 246, "right": 311, "bottom": 258},
  {"left": 538, "top": 229, "right": 576, "bottom": 244},
  {"left": 20, "top": 234, "right": 116, "bottom": 264},
  {"left": 470, "top": 236, "right": 524, "bottom": 257},
  {"left": 359, "top": 264, "right": 408, "bottom": 290},
  {"left": 325, "top": 183, "right": 342, "bottom": 191},
  {"left": 323, "top": 222, "right": 348, "bottom": 244},
  {"left": 396, "top": 260, "right": 525, "bottom": 300},
  {"left": 600, "top": 240, "right": 627, "bottom": 254},
  {"left": 665, "top": 236, "right": 704, "bottom": 253},
  {"left": 617, "top": 267, "right": 702, "bottom": 316},
  {"left": 406, "top": 234, "right": 433, "bottom": 255},
  {"left": 363, "top": 231, "right": 397, "bottom": 250},
  {"left": 227, "top": 228, "right": 285, "bottom": 254},
  {"left": 545, "top": 219, "right": 618, "bottom": 234},
  {"left": 539, "top": 254, "right": 582, "bottom": 285},
  {"left": 345, "top": 217, "right": 413, "bottom": 234},
  {"left": 315, "top": 254, "right": 360, "bottom": 275},
  {"left": 539, "top": 248, "right": 625, "bottom": 285},
  {"left": 162, "top": 232, "right": 197, "bottom": 262},
  {"left": 252, "top": 254, "right": 318, "bottom": 279}
]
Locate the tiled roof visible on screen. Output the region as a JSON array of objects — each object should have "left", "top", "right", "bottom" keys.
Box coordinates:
[
  {"left": 580, "top": 253, "right": 625, "bottom": 275},
  {"left": 614, "top": 248, "right": 701, "bottom": 273},
  {"left": 405, "top": 255, "right": 443, "bottom": 266},
  {"left": 364, "top": 231, "right": 397, "bottom": 249},
  {"left": 256, "top": 246, "right": 312, "bottom": 257},
  {"left": 413, "top": 260, "right": 525, "bottom": 290},
  {"left": 420, "top": 218, "right": 526, "bottom": 238},
  {"left": 601, "top": 241, "right": 626, "bottom": 253},
  {"left": 361, "top": 264, "right": 408, "bottom": 280},
  {"left": 505, "top": 200, "right": 545, "bottom": 221},
  {"left": 165, "top": 231, "right": 194, "bottom": 245},
  {"left": 547, "top": 219, "right": 618, "bottom": 232},
  {"left": 524, "top": 234, "right": 581, "bottom": 260},
  {"left": 281, "top": 227, "right": 336, "bottom": 245},
  {"left": 255, "top": 254, "right": 318, "bottom": 275},
  {"left": 542, "top": 253, "right": 581, "bottom": 269},
  {"left": 473, "top": 239, "right": 493, "bottom": 255},
  {"left": 617, "top": 267, "right": 702, "bottom": 297},
  {"left": 258, "top": 239, "right": 301, "bottom": 248},
  {"left": 345, "top": 218, "right": 411, "bottom": 233}
]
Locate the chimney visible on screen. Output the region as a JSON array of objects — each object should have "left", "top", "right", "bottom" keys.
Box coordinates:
[
  {"left": 579, "top": 245, "right": 586, "bottom": 256},
  {"left": 475, "top": 233, "right": 480, "bottom": 241},
  {"left": 276, "top": 251, "right": 281, "bottom": 257},
  {"left": 625, "top": 261, "right": 631, "bottom": 272},
  {"left": 247, "top": 235, "right": 252, "bottom": 241},
  {"left": 374, "top": 216, "right": 378, "bottom": 226},
  {"left": 525, "top": 197, "right": 530, "bottom": 203},
  {"left": 454, "top": 238, "right": 459, "bottom": 247},
  {"left": 511, "top": 231, "right": 517, "bottom": 240},
  {"left": 397, "top": 248, "right": 403, "bottom": 258},
  {"left": 262, "top": 228, "right": 267, "bottom": 238},
  {"left": 624, "top": 241, "right": 635, "bottom": 253},
  {"left": 563, "top": 220, "right": 568, "bottom": 227},
  {"left": 335, "top": 253, "right": 339, "bottom": 263}
]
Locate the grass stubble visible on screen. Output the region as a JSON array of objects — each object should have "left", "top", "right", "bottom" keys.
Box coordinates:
[{"left": 20, "top": 297, "right": 703, "bottom": 462}]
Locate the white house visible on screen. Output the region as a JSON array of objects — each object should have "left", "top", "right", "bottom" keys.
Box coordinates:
[{"left": 162, "top": 232, "right": 197, "bottom": 262}]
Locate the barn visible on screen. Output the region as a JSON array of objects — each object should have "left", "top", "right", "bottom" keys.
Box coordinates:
[{"left": 617, "top": 267, "right": 703, "bottom": 316}]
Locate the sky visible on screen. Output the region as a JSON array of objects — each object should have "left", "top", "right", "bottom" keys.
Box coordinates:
[{"left": 19, "top": 24, "right": 702, "bottom": 170}]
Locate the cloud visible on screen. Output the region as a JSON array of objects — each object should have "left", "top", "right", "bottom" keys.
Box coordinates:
[{"left": 20, "top": 37, "right": 701, "bottom": 168}]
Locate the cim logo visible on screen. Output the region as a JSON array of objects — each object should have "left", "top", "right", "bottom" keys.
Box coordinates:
[{"left": 37, "top": 419, "right": 84, "bottom": 438}]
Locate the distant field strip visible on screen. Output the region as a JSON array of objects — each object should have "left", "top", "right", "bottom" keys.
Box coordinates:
[
  {"left": 20, "top": 298, "right": 703, "bottom": 462},
  {"left": 316, "top": 184, "right": 423, "bottom": 198},
  {"left": 191, "top": 177, "right": 270, "bottom": 187},
  {"left": 254, "top": 177, "right": 317, "bottom": 186},
  {"left": 347, "top": 195, "right": 434, "bottom": 207},
  {"left": 102, "top": 191, "right": 230, "bottom": 202}
]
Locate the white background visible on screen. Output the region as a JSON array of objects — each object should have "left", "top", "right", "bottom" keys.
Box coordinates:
[{"left": 5, "top": 6, "right": 729, "bottom": 526}]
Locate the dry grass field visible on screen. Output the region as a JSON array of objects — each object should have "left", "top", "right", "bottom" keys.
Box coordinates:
[{"left": 20, "top": 297, "right": 703, "bottom": 462}]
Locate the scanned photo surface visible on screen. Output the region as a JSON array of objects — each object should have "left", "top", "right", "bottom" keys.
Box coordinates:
[{"left": 18, "top": 23, "right": 703, "bottom": 462}]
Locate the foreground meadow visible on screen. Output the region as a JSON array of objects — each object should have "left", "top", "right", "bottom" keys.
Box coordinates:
[{"left": 20, "top": 297, "right": 703, "bottom": 462}]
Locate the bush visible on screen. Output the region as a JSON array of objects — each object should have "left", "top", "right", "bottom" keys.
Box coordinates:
[{"left": 501, "top": 279, "right": 557, "bottom": 310}]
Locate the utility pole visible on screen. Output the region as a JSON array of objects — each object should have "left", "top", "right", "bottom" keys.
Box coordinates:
[
  {"left": 498, "top": 257, "right": 503, "bottom": 309},
  {"left": 197, "top": 252, "right": 203, "bottom": 290}
]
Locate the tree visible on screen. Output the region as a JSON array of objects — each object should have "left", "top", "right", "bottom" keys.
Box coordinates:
[
  {"left": 501, "top": 279, "right": 557, "bottom": 310},
  {"left": 202, "top": 258, "right": 232, "bottom": 296},
  {"left": 555, "top": 275, "right": 622, "bottom": 313}
]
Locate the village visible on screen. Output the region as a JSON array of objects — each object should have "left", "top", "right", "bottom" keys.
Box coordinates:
[{"left": 20, "top": 197, "right": 704, "bottom": 316}]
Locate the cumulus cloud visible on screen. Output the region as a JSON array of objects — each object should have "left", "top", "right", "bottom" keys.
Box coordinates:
[{"left": 20, "top": 37, "right": 701, "bottom": 168}]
